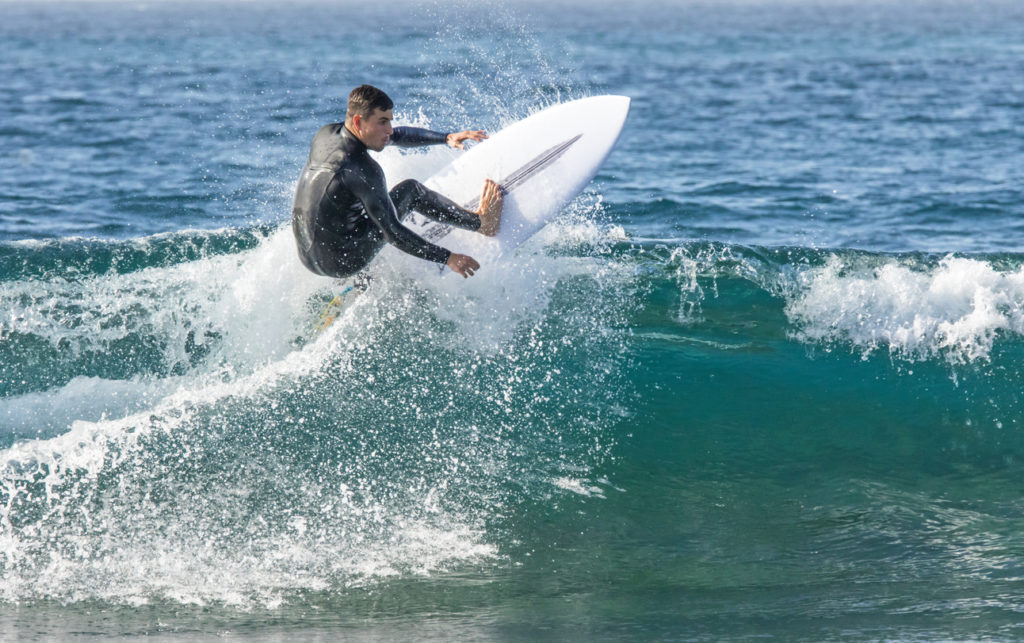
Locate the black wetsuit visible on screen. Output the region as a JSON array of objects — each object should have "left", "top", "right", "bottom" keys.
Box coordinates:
[{"left": 291, "top": 123, "right": 482, "bottom": 278}]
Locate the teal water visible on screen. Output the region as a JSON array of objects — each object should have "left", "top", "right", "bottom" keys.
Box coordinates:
[{"left": 3, "top": 1, "right": 1024, "bottom": 640}]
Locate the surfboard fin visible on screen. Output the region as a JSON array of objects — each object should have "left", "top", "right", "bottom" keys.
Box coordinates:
[
  {"left": 311, "top": 275, "right": 372, "bottom": 337},
  {"left": 312, "top": 288, "right": 351, "bottom": 336}
]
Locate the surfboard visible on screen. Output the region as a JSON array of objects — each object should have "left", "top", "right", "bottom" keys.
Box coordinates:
[
  {"left": 388, "top": 94, "right": 631, "bottom": 273},
  {"left": 312, "top": 95, "right": 630, "bottom": 335}
]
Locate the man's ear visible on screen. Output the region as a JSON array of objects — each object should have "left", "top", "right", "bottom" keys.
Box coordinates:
[{"left": 351, "top": 114, "right": 362, "bottom": 132}]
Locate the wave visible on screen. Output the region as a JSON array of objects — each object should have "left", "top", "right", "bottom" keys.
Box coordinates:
[{"left": 2, "top": 202, "right": 1024, "bottom": 607}]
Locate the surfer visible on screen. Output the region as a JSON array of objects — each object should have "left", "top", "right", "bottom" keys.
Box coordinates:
[{"left": 292, "top": 84, "right": 503, "bottom": 279}]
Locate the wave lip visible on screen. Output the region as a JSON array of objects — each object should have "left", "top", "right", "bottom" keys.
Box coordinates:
[{"left": 786, "top": 253, "right": 1024, "bottom": 364}]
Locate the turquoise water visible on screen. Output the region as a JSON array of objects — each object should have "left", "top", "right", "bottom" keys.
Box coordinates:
[{"left": 3, "top": 1, "right": 1024, "bottom": 639}]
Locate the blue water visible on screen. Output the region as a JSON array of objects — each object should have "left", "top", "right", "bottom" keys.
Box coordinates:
[{"left": 3, "top": 0, "right": 1024, "bottom": 639}]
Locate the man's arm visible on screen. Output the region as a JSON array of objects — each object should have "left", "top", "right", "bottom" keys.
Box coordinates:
[
  {"left": 340, "top": 168, "right": 451, "bottom": 265},
  {"left": 391, "top": 127, "right": 488, "bottom": 149},
  {"left": 390, "top": 126, "right": 448, "bottom": 147}
]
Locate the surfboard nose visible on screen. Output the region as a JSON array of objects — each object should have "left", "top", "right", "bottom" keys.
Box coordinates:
[
  {"left": 610, "top": 95, "right": 631, "bottom": 125},
  {"left": 582, "top": 94, "right": 631, "bottom": 128}
]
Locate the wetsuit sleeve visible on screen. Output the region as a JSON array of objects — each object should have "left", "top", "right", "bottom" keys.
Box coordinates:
[
  {"left": 390, "top": 126, "right": 449, "bottom": 147},
  {"left": 340, "top": 169, "right": 451, "bottom": 265}
]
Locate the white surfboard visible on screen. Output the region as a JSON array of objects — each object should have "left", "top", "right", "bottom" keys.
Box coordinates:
[{"left": 387, "top": 94, "right": 631, "bottom": 273}]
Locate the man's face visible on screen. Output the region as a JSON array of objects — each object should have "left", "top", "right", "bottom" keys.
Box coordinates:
[{"left": 354, "top": 108, "right": 393, "bottom": 151}]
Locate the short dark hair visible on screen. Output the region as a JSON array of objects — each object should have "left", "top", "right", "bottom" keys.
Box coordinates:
[{"left": 347, "top": 84, "right": 393, "bottom": 120}]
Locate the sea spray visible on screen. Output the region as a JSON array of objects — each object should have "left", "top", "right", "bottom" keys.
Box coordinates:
[{"left": 0, "top": 203, "right": 634, "bottom": 607}]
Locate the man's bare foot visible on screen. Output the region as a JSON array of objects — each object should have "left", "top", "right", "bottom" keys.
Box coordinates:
[{"left": 476, "top": 179, "right": 503, "bottom": 237}]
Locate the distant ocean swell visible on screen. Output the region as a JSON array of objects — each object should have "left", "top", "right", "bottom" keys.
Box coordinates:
[{"left": 2, "top": 210, "right": 1023, "bottom": 606}]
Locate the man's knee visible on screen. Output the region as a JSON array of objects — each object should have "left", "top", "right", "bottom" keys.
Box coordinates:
[
  {"left": 390, "top": 178, "right": 424, "bottom": 198},
  {"left": 390, "top": 179, "right": 428, "bottom": 216}
]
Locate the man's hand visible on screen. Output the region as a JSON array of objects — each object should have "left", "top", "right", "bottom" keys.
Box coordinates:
[
  {"left": 446, "top": 253, "right": 480, "bottom": 278},
  {"left": 446, "top": 130, "right": 488, "bottom": 150}
]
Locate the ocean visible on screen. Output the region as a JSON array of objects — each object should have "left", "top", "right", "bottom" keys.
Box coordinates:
[{"left": 3, "top": 0, "right": 1024, "bottom": 639}]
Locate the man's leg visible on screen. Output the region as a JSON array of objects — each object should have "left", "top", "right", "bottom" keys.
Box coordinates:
[
  {"left": 390, "top": 179, "right": 481, "bottom": 231},
  {"left": 390, "top": 179, "right": 502, "bottom": 236}
]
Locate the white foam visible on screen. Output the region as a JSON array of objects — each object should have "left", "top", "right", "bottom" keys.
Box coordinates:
[{"left": 786, "top": 254, "right": 1024, "bottom": 363}]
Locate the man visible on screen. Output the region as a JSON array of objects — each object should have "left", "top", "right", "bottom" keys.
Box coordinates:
[{"left": 292, "top": 84, "right": 503, "bottom": 280}]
